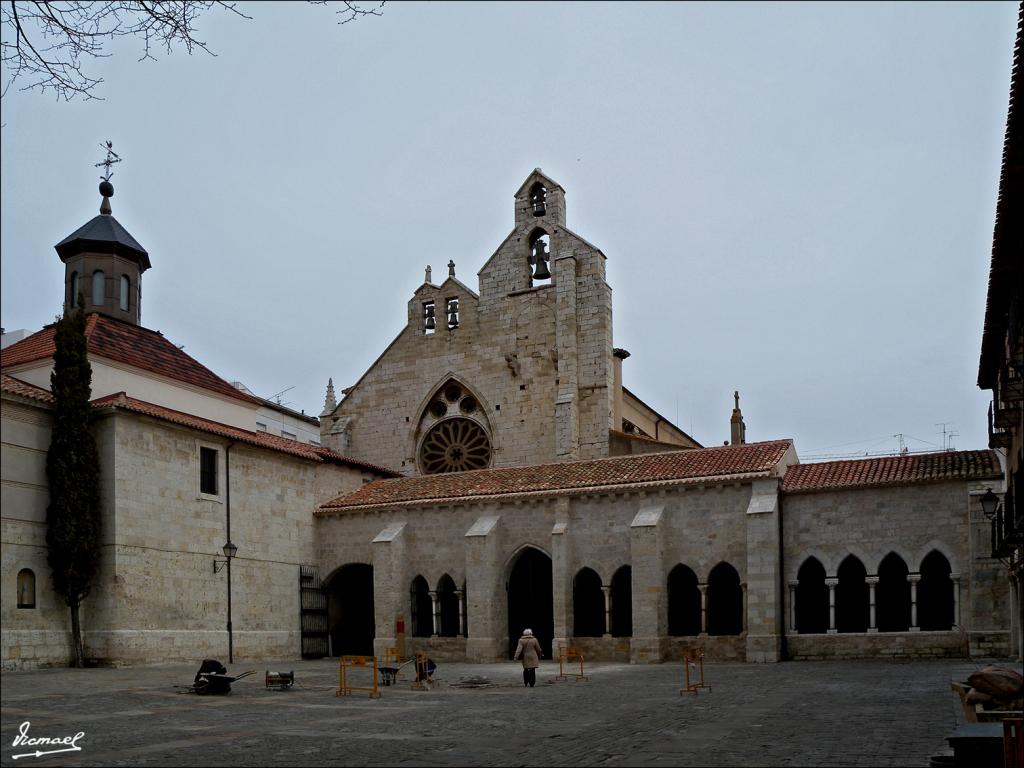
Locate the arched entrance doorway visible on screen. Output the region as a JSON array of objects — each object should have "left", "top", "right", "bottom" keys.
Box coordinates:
[
  {"left": 325, "top": 563, "right": 375, "bottom": 656},
  {"left": 507, "top": 547, "right": 553, "bottom": 658}
]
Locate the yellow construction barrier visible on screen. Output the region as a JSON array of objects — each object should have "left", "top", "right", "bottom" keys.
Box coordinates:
[
  {"left": 554, "top": 646, "right": 588, "bottom": 682},
  {"left": 336, "top": 655, "right": 380, "bottom": 698},
  {"left": 411, "top": 651, "right": 435, "bottom": 690},
  {"left": 680, "top": 646, "right": 711, "bottom": 695}
]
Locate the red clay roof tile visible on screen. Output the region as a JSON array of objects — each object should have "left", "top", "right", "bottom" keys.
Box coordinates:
[
  {"left": 1, "top": 314, "right": 259, "bottom": 405},
  {"left": 318, "top": 439, "right": 793, "bottom": 514},
  {"left": 782, "top": 450, "right": 1001, "bottom": 493},
  {"left": 1, "top": 374, "right": 54, "bottom": 404},
  {"left": 89, "top": 392, "right": 399, "bottom": 475}
]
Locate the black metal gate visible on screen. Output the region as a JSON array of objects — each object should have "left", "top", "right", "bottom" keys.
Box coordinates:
[{"left": 299, "top": 565, "right": 328, "bottom": 658}]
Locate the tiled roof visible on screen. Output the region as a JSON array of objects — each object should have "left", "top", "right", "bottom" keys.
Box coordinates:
[
  {"left": 979, "top": 5, "right": 1024, "bottom": 387},
  {"left": 319, "top": 439, "right": 793, "bottom": 514},
  {"left": 782, "top": 450, "right": 1002, "bottom": 494},
  {"left": 1, "top": 374, "right": 54, "bottom": 404},
  {"left": 0, "top": 314, "right": 261, "bottom": 405},
  {"left": 90, "top": 392, "right": 399, "bottom": 475}
]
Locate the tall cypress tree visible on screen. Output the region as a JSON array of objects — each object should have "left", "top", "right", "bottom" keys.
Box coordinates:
[{"left": 45, "top": 301, "right": 101, "bottom": 668}]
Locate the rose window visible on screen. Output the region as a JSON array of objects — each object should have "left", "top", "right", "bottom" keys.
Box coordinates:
[{"left": 419, "top": 418, "right": 491, "bottom": 474}]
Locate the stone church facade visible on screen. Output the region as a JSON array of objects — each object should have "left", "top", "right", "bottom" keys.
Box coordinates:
[
  {"left": 313, "top": 171, "right": 1014, "bottom": 664},
  {"left": 1, "top": 169, "right": 1016, "bottom": 669}
]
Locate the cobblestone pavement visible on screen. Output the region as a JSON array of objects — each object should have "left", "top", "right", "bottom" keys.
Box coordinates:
[{"left": 0, "top": 657, "right": 1003, "bottom": 767}]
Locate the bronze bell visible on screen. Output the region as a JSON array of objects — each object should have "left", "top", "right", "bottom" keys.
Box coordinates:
[
  {"left": 424, "top": 304, "right": 436, "bottom": 330},
  {"left": 533, "top": 256, "right": 551, "bottom": 281}
]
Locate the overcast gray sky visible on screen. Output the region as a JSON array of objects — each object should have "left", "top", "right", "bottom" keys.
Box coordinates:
[{"left": 1, "top": 1, "right": 1017, "bottom": 459}]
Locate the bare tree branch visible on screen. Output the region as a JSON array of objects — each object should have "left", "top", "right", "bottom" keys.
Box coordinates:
[{"left": 1, "top": 1, "right": 384, "bottom": 101}]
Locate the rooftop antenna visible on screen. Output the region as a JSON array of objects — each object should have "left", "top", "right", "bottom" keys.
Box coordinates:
[
  {"left": 936, "top": 422, "right": 955, "bottom": 451},
  {"left": 268, "top": 385, "right": 295, "bottom": 405},
  {"left": 894, "top": 433, "right": 908, "bottom": 455},
  {"left": 947, "top": 431, "right": 958, "bottom": 452}
]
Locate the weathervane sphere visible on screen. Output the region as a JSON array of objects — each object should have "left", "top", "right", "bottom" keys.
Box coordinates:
[{"left": 99, "top": 180, "right": 114, "bottom": 198}]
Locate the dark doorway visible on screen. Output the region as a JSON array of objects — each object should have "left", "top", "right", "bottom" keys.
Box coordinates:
[
  {"left": 917, "top": 551, "right": 953, "bottom": 631},
  {"left": 835, "top": 555, "right": 868, "bottom": 633},
  {"left": 610, "top": 566, "right": 632, "bottom": 637},
  {"left": 507, "top": 547, "right": 553, "bottom": 658},
  {"left": 573, "top": 567, "right": 605, "bottom": 637},
  {"left": 667, "top": 564, "right": 701, "bottom": 636},
  {"left": 325, "top": 563, "right": 374, "bottom": 656},
  {"left": 795, "top": 557, "right": 828, "bottom": 634}
]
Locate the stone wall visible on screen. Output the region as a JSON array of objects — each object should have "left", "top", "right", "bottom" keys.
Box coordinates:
[
  {"left": 781, "top": 479, "right": 1012, "bottom": 658},
  {"left": 1, "top": 397, "right": 75, "bottom": 669}
]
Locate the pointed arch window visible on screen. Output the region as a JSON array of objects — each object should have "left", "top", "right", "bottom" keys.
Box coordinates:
[
  {"left": 417, "top": 380, "right": 492, "bottom": 475},
  {"left": 706, "top": 562, "right": 742, "bottom": 636},
  {"left": 437, "top": 574, "right": 459, "bottom": 637},
  {"left": 917, "top": 551, "right": 953, "bottom": 631},
  {"left": 876, "top": 553, "right": 911, "bottom": 632},
  {"left": 573, "top": 567, "right": 604, "bottom": 637},
  {"left": 667, "top": 564, "right": 701, "bottom": 636},
  {"left": 835, "top": 555, "right": 869, "bottom": 633},
  {"left": 92, "top": 270, "right": 105, "bottom": 306},
  {"left": 796, "top": 557, "right": 828, "bottom": 634},
  {"left": 120, "top": 275, "right": 130, "bottom": 311}
]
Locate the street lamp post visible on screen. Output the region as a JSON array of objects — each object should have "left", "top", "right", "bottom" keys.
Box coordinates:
[{"left": 214, "top": 540, "right": 238, "bottom": 662}]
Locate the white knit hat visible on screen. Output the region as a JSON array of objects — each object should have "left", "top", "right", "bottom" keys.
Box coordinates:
[{"left": 523, "top": 628, "right": 533, "bottom": 636}]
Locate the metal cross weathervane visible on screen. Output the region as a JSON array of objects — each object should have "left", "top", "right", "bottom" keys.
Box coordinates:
[{"left": 95, "top": 140, "right": 122, "bottom": 182}]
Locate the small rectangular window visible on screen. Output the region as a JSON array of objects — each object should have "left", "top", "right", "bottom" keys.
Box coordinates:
[
  {"left": 282, "top": 431, "right": 296, "bottom": 441},
  {"left": 256, "top": 422, "right": 267, "bottom": 432},
  {"left": 200, "top": 447, "right": 218, "bottom": 495}
]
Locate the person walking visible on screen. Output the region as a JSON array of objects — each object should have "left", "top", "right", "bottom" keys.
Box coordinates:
[{"left": 513, "top": 628, "right": 542, "bottom": 687}]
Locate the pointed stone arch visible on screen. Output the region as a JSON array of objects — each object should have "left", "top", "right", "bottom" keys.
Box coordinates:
[
  {"left": 505, "top": 545, "right": 553, "bottom": 658},
  {"left": 413, "top": 375, "right": 494, "bottom": 475},
  {"left": 787, "top": 548, "right": 835, "bottom": 582},
  {"left": 912, "top": 539, "right": 959, "bottom": 574}
]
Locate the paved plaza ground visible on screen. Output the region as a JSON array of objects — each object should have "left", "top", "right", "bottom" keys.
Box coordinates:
[{"left": 0, "top": 656, "right": 1007, "bottom": 767}]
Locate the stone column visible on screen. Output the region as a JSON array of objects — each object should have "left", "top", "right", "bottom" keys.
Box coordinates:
[
  {"left": 866, "top": 576, "right": 879, "bottom": 633},
  {"left": 950, "top": 572, "right": 961, "bottom": 628},
  {"left": 744, "top": 479, "right": 784, "bottom": 661},
  {"left": 629, "top": 505, "right": 666, "bottom": 663},
  {"left": 464, "top": 514, "right": 504, "bottom": 661},
  {"left": 550, "top": 500, "right": 572, "bottom": 653},
  {"left": 429, "top": 591, "right": 439, "bottom": 636},
  {"left": 371, "top": 522, "right": 407, "bottom": 660},
  {"left": 787, "top": 580, "right": 799, "bottom": 632},
  {"left": 908, "top": 573, "right": 921, "bottom": 631},
  {"left": 602, "top": 585, "right": 612, "bottom": 637},
  {"left": 825, "top": 577, "right": 839, "bottom": 634},
  {"left": 698, "top": 583, "right": 709, "bottom": 635},
  {"left": 455, "top": 590, "right": 465, "bottom": 637}
]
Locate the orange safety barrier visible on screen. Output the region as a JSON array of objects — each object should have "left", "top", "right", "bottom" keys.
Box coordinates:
[
  {"left": 554, "top": 646, "right": 588, "bottom": 682},
  {"left": 336, "top": 655, "right": 380, "bottom": 699},
  {"left": 411, "top": 651, "right": 435, "bottom": 690},
  {"left": 680, "top": 646, "right": 711, "bottom": 695}
]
